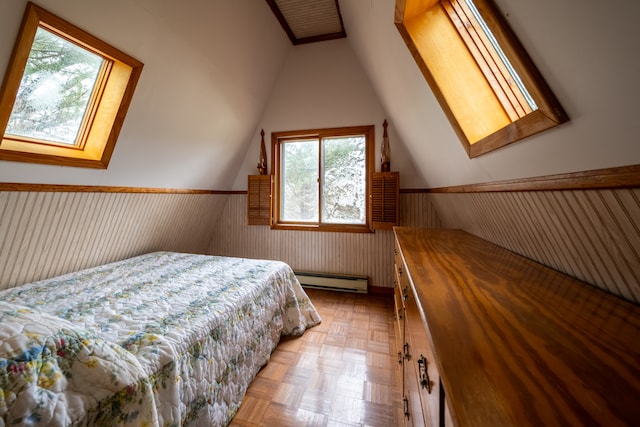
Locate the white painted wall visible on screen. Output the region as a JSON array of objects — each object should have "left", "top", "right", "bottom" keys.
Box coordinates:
[
  {"left": 341, "top": 0, "right": 640, "bottom": 188},
  {"left": 2, "top": 0, "right": 637, "bottom": 190},
  {"left": 232, "top": 38, "right": 423, "bottom": 190},
  {"left": 0, "top": 0, "right": 290, "bottom": 189}
]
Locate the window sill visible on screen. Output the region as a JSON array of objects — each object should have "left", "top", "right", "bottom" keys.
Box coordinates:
[{"left": 271, "top": 223, "right": 374, "bottom": 234}]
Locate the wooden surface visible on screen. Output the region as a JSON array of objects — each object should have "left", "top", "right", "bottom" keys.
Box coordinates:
[
  {"left": 393, "top": 227, "right": 640, "bottom": 426},
  {"left": 427, "top": 164, "right": 640, "bottom": 193},
  {"left": 0, "top": 182, "right": 234, "bottom": 193},
  {"left": 372, "top": 171, "right": 400, "bottom": 230},
  {"left": 247, "top": 175, "right": 272, "bottom": 225},
  {"left": 0, "top": 3, "right": 144, "bottom": 169},
  {"left": 404, "top": 281, "right": 441, "bottom": 426},
  {"left": 394, "top": 0, "right": 567, "bottom": 158},
  {"left": 231, "top": 289, "right": 401, "bottom": 426}
]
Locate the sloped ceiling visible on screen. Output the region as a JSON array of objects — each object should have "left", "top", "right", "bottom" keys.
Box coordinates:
[
  {"left": 339, "top": 0, "right": 640, "bottom": 187},
  {"left": 0, "top": 0, "right": 639, "bottom": 190},
  {"left": 0, "top": 0, "right": 292, "bottom": 189}
]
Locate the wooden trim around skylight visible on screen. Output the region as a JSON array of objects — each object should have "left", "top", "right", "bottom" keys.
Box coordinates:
[
  {"left": 395, "top": 0, "right": 568, "bottom": 157},
  {"left": 0, "top": 2, "right": 143, "bottom": 169}
]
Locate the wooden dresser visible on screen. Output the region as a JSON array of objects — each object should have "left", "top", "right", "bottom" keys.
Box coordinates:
[{"left": 393, "top": 227, "right": 640, "bottom": 427}]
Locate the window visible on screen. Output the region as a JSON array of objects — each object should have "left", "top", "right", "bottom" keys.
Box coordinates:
[
  {"left": 0, "top": 2, "right": 143, "bottom": 168},
  {"left": 271, "top": 125, "right": 374, "bottom": 232},
  {"left": 395, "top": 0, "right": 568, "bottom": 157}
]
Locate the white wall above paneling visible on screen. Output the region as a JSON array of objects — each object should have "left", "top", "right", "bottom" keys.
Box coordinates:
[
  {"left": 231, "top": 38, "right": 424, "bottom": 190},
  {"left": 2, "top": 0, "right": 637, "bottom": 190},
  {"left": 0, "top": 0, "right": 290, "bottom": 189}
]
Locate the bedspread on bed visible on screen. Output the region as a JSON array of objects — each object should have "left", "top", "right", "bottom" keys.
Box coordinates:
[
  {"left": 0, "top": 252, "right": 321, "bottom": 426},
  {"left": 0, "top": 301, "right": 159, "bottom": 427}
]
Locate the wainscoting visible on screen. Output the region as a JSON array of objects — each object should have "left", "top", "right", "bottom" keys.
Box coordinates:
[
  {"left": 2, "top": 167, "right": 637, "bottom": 304},
  {"left": 209, "top": 192, "right": 442, "bottom": 290},
  {"left": 0, "top": 186, "right": 442, "bottom": 293},
  {"left": 0, "top": 189, "right": 226, "bottom": 290},
  {"left": 431, "top": 188, "right": 640, "bottom": 304}
]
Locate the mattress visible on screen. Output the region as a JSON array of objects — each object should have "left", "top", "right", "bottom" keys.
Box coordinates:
[{"left": 0, "top": 252, "right": 321, "bottom": 426}]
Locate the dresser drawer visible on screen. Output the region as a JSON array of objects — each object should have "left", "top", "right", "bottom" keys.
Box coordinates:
[
  {"left": 405, "top": 285, "right": 440, "bottom": 427},
  {"left": 393, "top": 279, "right": 405, "bottom": 372},
  {"left": 394, "top": 227, "right": 640, "bottom": 426}
]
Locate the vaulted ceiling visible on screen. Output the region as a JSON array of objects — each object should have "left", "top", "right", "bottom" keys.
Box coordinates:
[{"left": 0, "top": 0, "right": 638, "bottom": 190}]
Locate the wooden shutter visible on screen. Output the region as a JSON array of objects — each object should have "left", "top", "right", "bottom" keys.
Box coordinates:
[
  {"left": 371, "top": 172, "right": 399, "bottom": 230},
  {"left": 247, "top": 175, "right": 272, "bottom": 225}
]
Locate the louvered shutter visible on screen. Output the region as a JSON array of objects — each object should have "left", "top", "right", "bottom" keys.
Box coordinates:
[
  {"left": 371, "top": 172, "right": 399, "bottom": 230},
  {"left": 247, "top": 175, "right": 272, "bottom": 225}
]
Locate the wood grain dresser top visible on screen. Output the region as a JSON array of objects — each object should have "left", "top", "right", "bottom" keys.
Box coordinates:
[{"left": 393, "top": 227, "right": 640, "bottom": 427}]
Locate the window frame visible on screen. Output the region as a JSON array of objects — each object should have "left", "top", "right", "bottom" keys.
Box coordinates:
[
  {"left": 0, "top": 2, "right": 143, "bottom": 168},
  {"left": 271, "top": 125, "right": 375, "bottom": 233},
  {"left": 395, "top": 0, "right": 568, "bottom": 157}
]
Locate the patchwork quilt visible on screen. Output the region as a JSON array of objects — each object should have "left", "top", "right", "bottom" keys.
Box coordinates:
[{"left": 0, "top": 252, "right": 321, "bottom": 426}]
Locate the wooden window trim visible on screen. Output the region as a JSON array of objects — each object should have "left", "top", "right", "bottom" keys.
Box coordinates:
[
  {"left": 271, "top": 125, "right": 375, "bottom": 233},
  {"left": 0, "top": 2, "right": 143, "bottom": 168},
  {"left": 395, "top": 0, "right": 568, "bottom": 158}
]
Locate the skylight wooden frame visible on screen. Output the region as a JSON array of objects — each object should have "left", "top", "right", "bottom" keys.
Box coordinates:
[
  {"left": 0, "top": 2, "right": 143, "bottom": 168},
  {"left": 395, "top": 0, "right": 568, "bottom": 157}
]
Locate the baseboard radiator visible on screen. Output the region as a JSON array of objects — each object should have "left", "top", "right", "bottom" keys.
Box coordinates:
[{"left": 295, "top": 271, "right": 368, "bottom": 293}]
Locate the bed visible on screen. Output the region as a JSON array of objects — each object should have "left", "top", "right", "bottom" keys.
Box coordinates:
[{"left": 0, "top": 251, "right": 321, "bottom": 426}]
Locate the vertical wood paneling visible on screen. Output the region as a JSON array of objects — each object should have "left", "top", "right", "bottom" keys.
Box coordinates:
[
  {"left": 565, "top": 191, "right": 615, "bottom": 290},
  {"left": 399, "top": 192, "right": 442, "bottom": 228},
  {"left": 602, "top": 191, "right": 640, "bottom": 286},
  {"left": 6, "top": 185, "right": 635, "bottom": 302},
  {"left": 545, "top": 191, "right": 595, "bottom": 282},
  {"left": 524, "top": 191, "right": 572, "bottom": 276},
  {"left": 515, "top": 192, "right": 546, "bottom": 261},
  {"left": 430, "top": 189, "right": 640, "bottom": 305},
  {"left": 209, "top": 193, "right": 442, "bottom": 288},
  {"left": 0, "top": 191, "right": 226, "bottom": 291}
]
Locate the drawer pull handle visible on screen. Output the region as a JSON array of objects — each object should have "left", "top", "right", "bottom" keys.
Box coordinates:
[
  {"left": 418, "top": 354, "right": 432, "bottom": 393},
  {"left": 403, "top": 396, "right": 410, "bottom": 419},
  {"left": 398, "top": 266, "right": 403, "bottom": 276},
  {"left": 404, "top": 342, "right": 411, "bottom": 360}
]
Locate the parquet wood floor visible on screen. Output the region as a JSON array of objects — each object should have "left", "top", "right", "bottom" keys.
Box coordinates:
[{"left": 230, "top": 288, "right": 402, "bottom": 427}]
